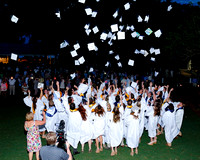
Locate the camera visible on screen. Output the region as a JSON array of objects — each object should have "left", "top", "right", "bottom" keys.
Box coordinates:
[{"left": 56, "top": 120, "right": 66, "bottom": 150}]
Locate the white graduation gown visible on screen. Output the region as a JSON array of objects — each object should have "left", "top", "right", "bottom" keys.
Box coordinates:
[
  {"left": 162, "top": 111, "right": 179, "bottom": 143},
  {"left": 108, "top": 112, "right": 123, "bottom": 147},
  {"left": 125, "top": 115, "right": 140, "bottom": 148},
  {"left": 45, "top": 106, "right": 58, "bottom": 132}
]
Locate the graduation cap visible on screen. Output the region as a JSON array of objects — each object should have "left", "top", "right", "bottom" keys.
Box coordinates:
[
  {"left": 111, "top": 24, "right": 118, "bottom": 32},
  {"left": 74, "top": 43, "right": 80, "bottom": 50},
  {"left": 85, "top": 29, "right": 91, "bottom": 36},
  {"left": 155, "top": 71, "right": 159, "bottom": 77},
  {"left": 11, "top": 53, "right": 18, "bottom": 61},
  {"left": 150, "top": 57, "right": 155, "bottom": 62},
  {"left": 70, "top": 50, "right": 78, "bottom": 57},
  {"left": 128, "top": 59, "right": 134, "bottom": 66},
  {"left": 75, "top": 60, "right": 80, "bottom": 66},
  {"left": 37, "top": 83, "right": 44, "bottom": 89},
  {"left": 105, "top": 61, "right": 110, "bottom": 67},
  {"left": 154, "top": 49, "right": 160, "bottom": 55},
  {"left": 100, "top": 32, "right": 108, "bottom": 40},
  {"left": 149, "top": 48, "right": 155, "bottom": 54},
  {"left": 85, "top": 8, "right": 92, "bottom": 15},
  {"left": 113, "top": 9, "right": 119, "bottom": 18},
  {"left": 145, "top": 28, "right": 153, "bottom": 35},
  {"left": 115, "top": 55, "right": 120, "bottom": 60},
  {"left": 154, "top": 29, "right": 162, "bottom": 38},
  {"left": 138, "top": 15, "right": 143, "bottom": 22},
  {"left": 11, "top": 15, "right": 18, "bottom": 23},
  {"left": 117, "top": 31, "right": 125, "bottom": 40},
  {"left": 78, "top": 0, "right": 86, "bottom": 3},
  {"left": 70, "top": 73, "right": 76, "bottom": 79},
  {"left": 92, "top": 26, "right": 99, "bottom": 34},
  {"left": 87, "top": 42, "right": 96, "bottom": 51},
  {"left": 89, "top": 67, "right": 94, "bottom": 72},
  {"left": 124, "top": 3, "right": 130, "bottom": 10},
  {"left": 60, "top": 40, "right": 69, "bottom": 48},
  {"left": 78, "top": 56, "right": 85, "bottom": 64},
  {"left": 55, "top": 10, "right": 61, "bottom": 19},
  {"left": 92, "top": 11, "right": 97, "bottom": 18},
  {"left": 167, "top": 5, "right": 172, "bottom": 11},
  {"left": 144, "top": 15, "right": 149, "bottom": 22}
]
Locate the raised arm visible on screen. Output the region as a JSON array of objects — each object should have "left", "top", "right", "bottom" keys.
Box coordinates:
[{"left": 35, "top": 111, "right": 46, "bottom": 126}]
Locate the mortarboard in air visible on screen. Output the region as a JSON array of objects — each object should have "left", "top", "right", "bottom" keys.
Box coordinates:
[
  {"left": 92, "top": 26, "right": 99, "bottom": 34},
  {"left": 140, "top": 50, "right": 145, "bottom": 55},
  {"left": 74, "top": 43, "right": 80, "bottom": 50},
  {"left": 60, "top": 40, "right": 69, "bottom": 48},
  {"left": 75, "top": 60, "right": 80, "bottom": 66},
  {"left": 138, "top": 15, "right": 143, "bottom": 22},
  {"left": 119, "top": 16, "right": 122, "bottom": 22},
  {"left": 70, "top": 50, "right": 78, "bottom": 57},
  {"left": 85, "top": 29, "right": 91, "bottom": 36},
  {"left": 85, "top": 8, "right": 93, "bottom": 15},
  {"left": 115, "top": 55, "right": 120, "bottom": 60},
  {"left": 150, "top": 47, "right": 155, "bottom": 54},
  {"left": 124, "top": 3, "right": 130, "bottom": 10},
  {"left": 11, "top": 15, "right": 19, "bottom": 23},
  {"left": 167, "top": 5, "right": 172, "bottom": 11},
  {"left": 126, "top": 26, "right": 130, "bottom": 31},
  {"left": 117, "top": 31, "right": 125, "bottom": 40},
  {"left": 78, "top": 56, "right": 85, "bottom": 64},
  {"left": 95, "top": 46, "right": 98, "bottom": 51},
  {"left": 84, "top": 24, "right": 90, "bottom": 30},
  {"left": 118, "top": 62, "right": 122, "bottom": 67},
  {"left": 134, "top": 49, "right": 140, "bottom": 54},
  {"left": 150, "top": 57, "right": 155, "bottom": 62},
  {"left": 131, "top": 81, "right": 137, "bottom": 88},
  {"left": 145, "top": 28, "right": 153, "bottom": 35},
  {"left": 55, "top": 10, "right": 61, "bottom": 19},
  {"left": 154, "top": 29, "right": 162, "bottom": 38},
  {"left": 89, "top": 67, "right": 94, "bottom": 72},
  {"left": 131, "top": 31, "right": 137, "bottom": 38},
  {"left": 154, "top": 49, "right": 160, "bottom": 55},
  {"left": 105, "top": 61, "right": 110, "bottom": 67},
  {"left": 37, "top": 83, "right": 44, "bottom": 89},
  {"left": 119, "top": 25, "right": 124, "bottom": 31},
  {"left": 108, "top": 40, "right": 113, "bottom": 46},
  {"left": 109, "top": 50, "right": 114, "bottom": 54},
  {"left": 144, "top": 15, "right": 149, "bottom": 22},
  {"left": 144, "top": 51, "right": 149, "bottom": 57},
  {"left": 11, "top": 53, "right": 18, "bottom": 61},
  {"left": 111, "top": 24, "right": 119, "bottom": 32},
  {"left": 100, "top": 32, "right": 107, "bottom": 40},
  {"left": 138, "top": 36, "right": 144, "bottom": 40},
  {"left": 130, "top": 25, "right": 135, "bottom": 31},
  {"left": 92, "top": 11, "right": 97, "bottom": 18},
  {"left": 154, "top": 71, "right": 159, "bottom": 77},
  {"left": 70, "top": 73, "right": 76, "bottom": 79},
  {"left": 128, "top": 59, "right": 134, "bottom": 66},
  {"left": 87, "top": 42, "right": 96, "bottom": 51},
  {"left": 77, "top": 83, "right": 89, "bottom": 95},
  {"left": 78, "top": 0, "right": 86, "bottom": 3},
  {"left": 113, "top": 9, "right": 118, "bottom": 18},
  {"left": 107, "top": 32, "right": 112, "bottom": 38}
]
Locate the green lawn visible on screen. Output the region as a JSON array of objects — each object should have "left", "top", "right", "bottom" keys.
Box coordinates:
[{"left": 0, "top": 95, "right": 200, "bottom": 160}]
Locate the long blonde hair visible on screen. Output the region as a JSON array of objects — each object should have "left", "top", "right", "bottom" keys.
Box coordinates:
[{"left": 113, "top": 106, "right": 120, "bottom": 123}]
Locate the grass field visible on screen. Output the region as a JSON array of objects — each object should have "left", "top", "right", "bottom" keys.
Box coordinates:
[{"left": 0, "top": 90, "right": 200, "bottom": 160}]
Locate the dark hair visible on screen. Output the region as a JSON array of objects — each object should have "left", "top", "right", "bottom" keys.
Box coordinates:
[
  {"left": 68, "top": 97, "right": 73, "bottom": 104},
  {"left": 94, "top": 105, "right": 105, "bottom": 117},
  {"left": 165, "top": 103, "right": 174, "bottom": 113},
  {"left": 78, "top": 104, "right": 87, "bottom": 121},
  {"left": 154, "top": 101, "right": 161, "bottom": 116},
  {"left": 49, "top": 100, "right": 54, "bottom": 107},
  {"left": 127, "top": 99, "right": 132, "bottom": 106},
  {"left": 115, "top": 95, "right": 120, "bottom": 103},
  {"left": 113, "top": 106, "right": 120, "bottom": 123},
  {"left": 32, "top": 97, "right": 37, "bottom": 112},
  {"left": 131, "top": 93, "right": 134, "bottom": 99},
  {"left": 70, "top": 103, "right": 76, "bottom": 110}
]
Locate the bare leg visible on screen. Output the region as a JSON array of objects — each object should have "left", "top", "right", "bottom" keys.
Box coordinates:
[
  {"left": 36, "top": 151, "right": 39, "bottom": 160},
  {"left": 111, "top": 147, "right": 115, "bottom": 156},
  {"left": 154, "top": 136, "right": 157, "bottom": 144},
  {"left": 95, "top": 138, "right": 100, "bottom": 153},
  {"left": 81, "top": 143, "right": 84, "bottom": 152},
  {"left": 148, "top": 137, "right": 154, "bottom": 145},
  {"left": 130, "top": 148, "right": 134, "bottom": 156},
  {"left": 88, "top": 139, "right": 92, "bottom": 152},
  {"left": 114, "top": 147, "right": 117, "bottom": 155},
  {"left": 99, "top": 135, "right": 103, "bottom": 151},
  {"left": 135, "top": 147, "right": 138, "bottom": 154},
  {"left": 28, "top": 152, "right": 33, "bottom": 160}
]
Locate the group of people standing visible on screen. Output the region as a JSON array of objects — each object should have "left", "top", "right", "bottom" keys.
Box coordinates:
[{"left": 24, "top": 74, "right": 184, "bottom": 160}]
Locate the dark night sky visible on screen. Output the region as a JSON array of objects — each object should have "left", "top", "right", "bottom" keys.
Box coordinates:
[{"left": 0, "top": 0, "right": 198, "bottom": 73}]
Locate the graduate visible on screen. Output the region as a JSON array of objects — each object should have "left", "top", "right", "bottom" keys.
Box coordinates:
[
  {"left": 125, "top": 109, "right": 140, "bottom": 156},
  {"left": 91, "top": 104, "right": 106, "bottom": 153},
  {"left": 65, "top": 103, "right": 82, "bottom": 155},
  {"left": 175, "top": 102, "right": 185, "bottom": 137},
  {"left": 146, "top": 99, "right": 161, "bottom": 145},
  {"left": 79, "top": 103, "right": 93, "bottom": 153},
  {"left": 45, "top": 100, "right": 58, "bottom": 132},
  {"left": 162, "top": 103, "right": 179, "bottom": 147},
  {"left": 108, "top": 106, "right": 123, "bottom": 156}
]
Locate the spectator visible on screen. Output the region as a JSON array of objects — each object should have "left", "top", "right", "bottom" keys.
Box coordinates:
[{"left": 9, "top": 76, "right": 16, "bottom": 95}]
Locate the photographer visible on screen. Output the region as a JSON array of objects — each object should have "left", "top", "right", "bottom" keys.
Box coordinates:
[{"left": 39, "top": 132, "right": 72, "bottom": 160}]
